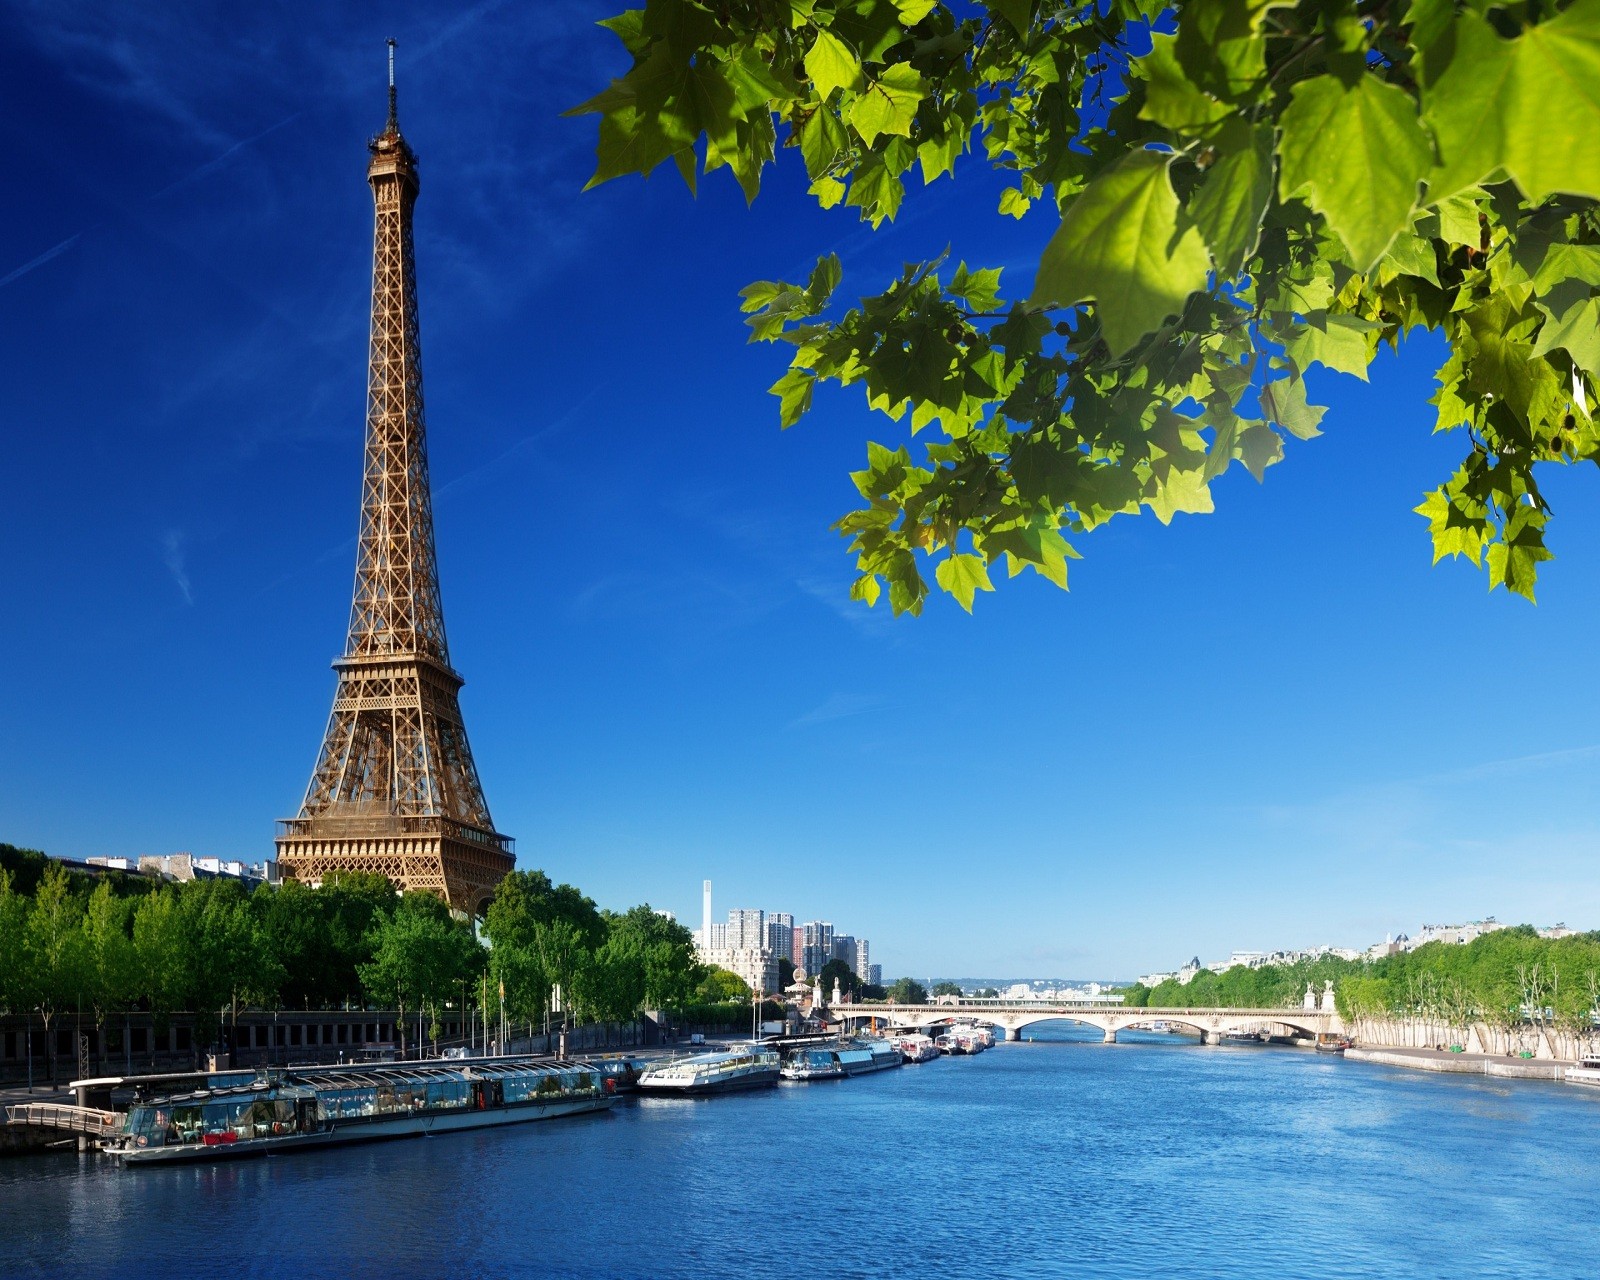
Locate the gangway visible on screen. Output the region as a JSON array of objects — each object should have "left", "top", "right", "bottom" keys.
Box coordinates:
[{"left": 4, "top": 1101, "right": 122, "bottom": 1140}]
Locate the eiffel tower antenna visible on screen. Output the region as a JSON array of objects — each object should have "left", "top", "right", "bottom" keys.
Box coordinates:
[
  {"left": 276, "top": 48, "right": 514, "bottom": 913},
  {"left": 386, "top": 38, "right": 397, "bottom": 131}
]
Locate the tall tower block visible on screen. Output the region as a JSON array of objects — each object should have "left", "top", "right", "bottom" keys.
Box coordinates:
[
  {"left": 276, "top": 44, "right": 514, "bottom": 913},
  {"left": 701, "top": 879, "right": 712, "bottom": 947}
]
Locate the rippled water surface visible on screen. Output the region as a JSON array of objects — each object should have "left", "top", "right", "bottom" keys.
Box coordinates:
[{"left": 5, "top": 1026, "right": 1598, "bottom": 1278}]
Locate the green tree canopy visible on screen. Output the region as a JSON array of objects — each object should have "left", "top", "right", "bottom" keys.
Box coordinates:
[
  {"left": 579, "top": 0, "right": 1600, "bottom": 610},
  {"left": 931, "top": 980, "right": 964, "bottom": 997},
  {"left": 24, "top": 862, "right": 86, "bottom": 1082},
  {"left": 817, "top": 956, "right": 862, "bottom": 999},
  {"left": 81, "top": 882, "right": 139, "bottom": 1036},
  {"left": 0, "top": 869, "right": 31, "bottom": 1018},
  {"left": 886, "top": 976, "right": 929, "bottom": 1003},
  {"left": 359, "top": 893, "right": 487, "bottom": 1048},
  {"left": 697, "top": 966, "right": 753, "bottom": 1003}
]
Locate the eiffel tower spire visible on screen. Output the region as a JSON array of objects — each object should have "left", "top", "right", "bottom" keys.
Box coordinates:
[{"left": 276, "top": 46, "right": 514, "bottom": 913}]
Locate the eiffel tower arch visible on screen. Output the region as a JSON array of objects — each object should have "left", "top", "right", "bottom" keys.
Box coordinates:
[{"left": 276, "top": 45, "right": 514, "bottom": 914}]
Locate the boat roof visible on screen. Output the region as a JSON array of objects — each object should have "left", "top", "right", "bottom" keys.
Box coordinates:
[
  {"left": 118, "top": 1057, "right": 613, "bottom": 1106},
  {"left": 75, "top": 1054, "right": 619, "bottom": 1095},
  {"left": 652, "top": 1047, "right": 775, "bottom": 1068}
]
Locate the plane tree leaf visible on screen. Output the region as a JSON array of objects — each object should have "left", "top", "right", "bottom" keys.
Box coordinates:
[
  {"left": 1424, "top": 2, "right": 1600, "bottom": 204},
  {"left": 1031, "top": 150, "right": 1211, "bottom": 356},
  {"left": 1278, "top": 73, "right": 1432, "bottom": 272}
]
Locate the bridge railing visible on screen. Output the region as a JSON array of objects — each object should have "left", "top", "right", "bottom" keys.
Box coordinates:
[{"left": 836, "top": 1004, "right": 1329, "bottom": 1018}]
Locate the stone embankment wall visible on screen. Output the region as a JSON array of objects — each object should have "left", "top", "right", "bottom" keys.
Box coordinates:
[
  {"left": 1347, "top": 1015, "right": 1596, "bottom": 1062},
  {"left": 1345, "top": 1047, "right": 1568, "bottom": 1080}
]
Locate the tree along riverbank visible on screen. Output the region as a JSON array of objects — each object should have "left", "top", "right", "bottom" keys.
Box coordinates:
[
  {"left": 1120, "top": 926, "right": 1600, "bottom": 1061},
  {"left": 0, "top": 844, "right": 772, "bottom": 1085}
]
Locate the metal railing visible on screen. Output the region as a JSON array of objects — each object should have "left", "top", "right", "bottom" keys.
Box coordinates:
[{"left": 4, "top": 1102, "right": 123, "bottom": 1138}]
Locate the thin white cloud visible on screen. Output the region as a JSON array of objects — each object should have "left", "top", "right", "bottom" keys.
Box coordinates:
[
  {"left": 161, "top": 530, "right": 194, "bottom": 605},
  {"left": 788, "top": 692, "right": 882, "bottom": 729},
  {"left": 0, "top": 234, "right": 82, "bottom": 289}
]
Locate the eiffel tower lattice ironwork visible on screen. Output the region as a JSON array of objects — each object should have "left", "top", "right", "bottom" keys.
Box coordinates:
[{"left": 276, "top": 43, "right": 513, "bottom": 912}]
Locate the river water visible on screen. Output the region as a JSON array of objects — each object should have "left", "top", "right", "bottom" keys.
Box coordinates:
[{"left": 4, "top": 1025, "right": 1597, "bottom": 1278}]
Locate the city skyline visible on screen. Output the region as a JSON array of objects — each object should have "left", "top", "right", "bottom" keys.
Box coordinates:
[{"left": 7, "top": 3, "right": 1600, "bottom": 978}]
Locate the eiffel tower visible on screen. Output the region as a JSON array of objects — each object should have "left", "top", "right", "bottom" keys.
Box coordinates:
[{"left": 276, "top": 43, "right": 514, "bottom": 913}]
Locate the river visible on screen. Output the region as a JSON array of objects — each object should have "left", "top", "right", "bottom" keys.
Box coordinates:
[{"left": 3, "top": 1024, "right": 1597, "bottom": 1278}]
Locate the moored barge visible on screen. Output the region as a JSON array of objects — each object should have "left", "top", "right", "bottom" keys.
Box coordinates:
[
  {"left": 105, "top": 1059, "right": 616, "bottom": 1165},
  {"left": 636, "top": 1047, "right": 780, "bottom": 1095}
]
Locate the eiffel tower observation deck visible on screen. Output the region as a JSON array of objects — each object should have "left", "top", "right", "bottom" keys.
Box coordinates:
[{"left": 276, "top": 42, "right": 514, "bottom": 913}]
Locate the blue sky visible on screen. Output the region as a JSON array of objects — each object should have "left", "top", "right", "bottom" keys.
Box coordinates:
[{"left": 5, "top": 2, "right": 1600, "bottom": 980}]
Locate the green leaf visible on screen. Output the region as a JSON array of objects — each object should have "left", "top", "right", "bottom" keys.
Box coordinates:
[
  {"left": 1488, "top": 509, "right": 1553, "bottom": 602},
  {"left": 1259, "top": 376, "right": 1327, "bottom": 440},
  {"left": 1030, "top": 149, "right": 1211, "bottom": 356},
  {"left": 998, "top": 186, "right": 1030, "bottom": 218},
  {"left": 935, "top": 552, "right": 994, "bottom": 612},
  {"left": 1282, "top": 312, "right": 1379, "bottom": 380},
  {"left": 1236, "top": 422, "right": 1284, "bottom": 481},
  {"left": 805, "top": 30, "right": 861, "bottom": 102},
  {"left": 1188, "top": 121, "right": 1273, "bottom": 278},
  {"left": 770, "top": 368, "right": 815, "bottom": 427},
  {"left": 1415, "top": 488, "right": 1486, "bottom": 567},
  {"left": 1146, "top": 466, "right": 1214, "bottom": 525},
  {"left": 1424, "top": 3, "right": 1600, "bottom": 204},
  {"left": 1533, "top": 296, "right": 1600, "bottom": 380},
  {"left": 1531, "top": 243, "right": 1600, "bottom": 293},
  {"left": 894, "top": 0, "right": 938, "bottom": 23},
  {"left": 1278, "top": 73, "right": 1432, "bottom": 272},
  {"left": 800, "top": 108, "right": 849, "bottom": 180},
  {"left": 1137, "top": 33, "right": 1231, "bottom": 134},
  {"left": 1430, "top": 190, "right": 1483, "bottom": 247},
  {"left": 849, "top": 573, "right": 882, "bottom": 607},
  {"left": 949, "top": 262, "right": 1003, "bottom": 312},
  {"left": 1378, "top": 232, "right": 1441, "bottom": 287},
  {"left": 917, "top": 127, "right": 964, "bottom": 184},
  {"left": 980, "top": 523, "right": 1078, "bottom": 588},
  {"left": 987, "top": 0, "right": 1032, "bottom": 36},
  {"left": 849, "top": 64, "right": 926, "bottom": 145},
  {"left": 1174, "top": 0, "right": 1291, "bottom": 101},
  {"left": 844, "top": 146, "right": 908, "bottom": 224}
]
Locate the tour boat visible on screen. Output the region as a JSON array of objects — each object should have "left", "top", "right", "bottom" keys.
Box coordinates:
[
  {"left": 835, "top": 1037, "right": 903, "bottom": 1076},
  {"left": 635, "top": 1047, "right": 780, "bottom": 1095},
  {"left": 1315, "top": 1034, "right": 1352, "bottom": 1055},
  {"left": 950, "top": 1026, "right": 988, "bottom": 1053},
  {"left": 1566, "top": 1055, "right": 1600, "bottom": 1086},
  {"left": 937, "top": 1030, "right": 984, "bottom": 1055},
  {"left": 892, "top": 1034, "right": 941, "bottom": 1063},
  {"left": 104, "top": 1060, "right": 617, "bottom": 1166},
  {"left": 780, "top": 1049, "right": 846, "bottom": 1081}
]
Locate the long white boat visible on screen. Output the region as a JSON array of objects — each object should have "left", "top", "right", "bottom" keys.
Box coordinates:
[
  {"left": 1567, "top": 1055, "right": 1600, "bottom": 1086},
  {"left": 636, "top": 1047, "right": 780, "bottom": 1095},
  {"left": 779, "top": 1035, "right": 901, "bottom": 1080},
  {"left": 104, "top": 1060, "right": 617, "bottom": 1166}
]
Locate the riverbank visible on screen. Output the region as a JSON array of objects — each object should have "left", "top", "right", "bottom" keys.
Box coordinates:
[{"left": 1346, "top": 1044, "right": 1572, "bottom": 1081}]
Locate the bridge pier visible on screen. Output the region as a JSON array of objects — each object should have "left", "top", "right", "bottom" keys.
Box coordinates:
[
  {"left": 1102, "top": 1029, "right": 1118, "bottom": 1044},
  {"left": 1203, "top": 1030, "right": 1223, "bottom": 1046},
  {"left": 1005, "top": 1026, "right": 1024, "bottom": 1042}
]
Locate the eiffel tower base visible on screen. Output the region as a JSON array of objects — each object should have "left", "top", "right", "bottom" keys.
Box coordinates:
[{"left": 276, "top": 824, "right": 512, "bottom": 917}]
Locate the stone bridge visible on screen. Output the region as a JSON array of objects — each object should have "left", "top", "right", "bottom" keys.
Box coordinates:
[{"left": 832, "top": 1001, "right": 1345, "bottom": 1045}]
